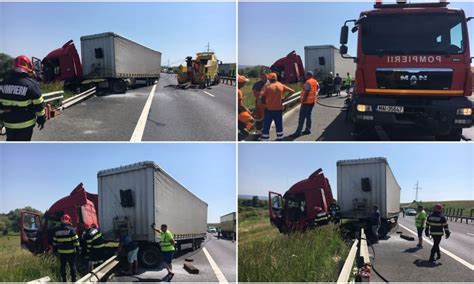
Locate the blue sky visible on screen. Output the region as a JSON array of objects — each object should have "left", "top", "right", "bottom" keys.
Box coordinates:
[
  {"left": 239, "top": 143, "right": 473, "bottom": 203},
  {"left": 0, "top": 143, "right": 236, "bottom": 223},
  {"left": 0, "top": 2, "right": 236, "bottom": 65},
  {"left": 238, "top": 1, "right": 474, "bottom": 66}
]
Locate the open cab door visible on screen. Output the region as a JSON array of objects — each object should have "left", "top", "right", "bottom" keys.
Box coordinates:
[
  {"left": 20, "top": 210, "right": 42, "bottom": 254},
  {"left": 269, "top": 191, "right": 286, "bottom": 232}
]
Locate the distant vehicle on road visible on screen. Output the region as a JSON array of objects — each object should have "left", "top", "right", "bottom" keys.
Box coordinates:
[
  {"left": 177, "top": 52, "right": 221, "bottom": 88},
  {"left": 340, "top": 1, "right": 473, "bottom": 140},
  {"left": 37, "top": 32, "right": 162, "bottom": 93},
  {"left": 220, "top": 212, "right": 236, "bottom": 239},
  {"left": 405, "top": 209, "right": 417, "bottom": 216},
  {"left": 208, "top": 227, "right": 217, "bottom": 234}
]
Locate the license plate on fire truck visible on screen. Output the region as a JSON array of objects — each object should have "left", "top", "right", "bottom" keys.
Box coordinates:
[{"left": 376, "top": 105, "right": 404, "bottom": 114}]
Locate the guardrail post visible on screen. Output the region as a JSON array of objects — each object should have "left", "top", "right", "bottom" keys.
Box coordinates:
[{"left": 470, "top": 209, "right": 473, "bottom": 224}]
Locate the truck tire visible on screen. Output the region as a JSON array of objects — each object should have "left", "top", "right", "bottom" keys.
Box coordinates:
[
  {"left": 111, "top": 79, "right": 127, "bottom": 94},
  {"left": 435, "top": 129, "right": 462, "bottom": 141},
  {"left": 138, "top": 245, "right": 161, "bottom": 268}
]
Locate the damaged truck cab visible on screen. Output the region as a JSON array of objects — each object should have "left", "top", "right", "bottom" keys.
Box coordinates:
[
  {"left": 269, "top": 169, "right": 334, "bottom": 233},
  {"left": 340, "top": 0, "right": 473, "bottom": 140}
]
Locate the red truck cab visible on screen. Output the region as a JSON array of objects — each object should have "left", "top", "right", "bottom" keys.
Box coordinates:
[
  {"left": 269, "top": 169, "right": 334, "bottom": 233},
  {"left": 340, "top": 1, "right": 473, "bottom": 140},
  {"left": 41, "top": 40, "right": 82, "bottom": 83},
  {"left": 20, "top": 183, "right": 99, "bottom": 254},
  {"left": 270, "top": 50, "right": 305, "bottom": 83}
]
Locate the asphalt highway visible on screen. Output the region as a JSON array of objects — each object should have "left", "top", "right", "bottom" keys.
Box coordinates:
[
  {"left": 0, "top": 73, "right": 236, "bottom": 141},
  {"left": 260, "top": 92, "right": 474, "bottom": 141},
  {"left": 112, "top": 233, "right": 236, "bottom": 282},
  {"left": 369, "top": 214, "right": 474, "bottom": 282}
]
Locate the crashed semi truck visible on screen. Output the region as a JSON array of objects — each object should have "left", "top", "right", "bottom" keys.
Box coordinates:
[
  {"left": 340, "top": 0, "right": 473, "bottom": 140},
  {"left": 20, "top": 161, "right": 207, "bottom": 268},
  {"left": 269, "top": 51, "right": 305, "bottom": 84},
  {"left": 268, "top": 157, "right": 400, "bottom": 238},
  {"left": 304, "top": 45, "right": 356, "bottom": 83},
  {"left": 40, "top": 32, "right": 162, "bottom": 93},
  {"left": 220, "top": 212, "right": 236, "bottom": 239}
]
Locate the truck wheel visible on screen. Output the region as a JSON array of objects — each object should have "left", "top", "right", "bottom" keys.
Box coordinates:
[
  {"left": 138, "top": 245, "right": 161, "bottom": 268},
  {"left": 111, "top": 80, "right": 127, "bottom": 94},
  {"left": 435, "top": 129, "right": 462, "bottom": 141}
]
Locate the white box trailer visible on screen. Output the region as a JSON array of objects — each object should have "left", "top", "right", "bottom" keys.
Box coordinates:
[
  {"left": 97, "top": 161, "right": 207, "bottom": 267},
  {"left": 220, "top": 212, "right": 236, "bottom": 239},
  {"left": 80, "top": 32, "right": 162, "bottom": 93},
  {"left": 304, "top": 45, "right": 355, "bottom": 81},
  {"left": 336, "top": 157, "right": 401, "bottom": 236}
]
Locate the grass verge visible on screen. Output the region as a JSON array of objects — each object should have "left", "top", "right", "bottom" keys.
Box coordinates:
[
  {"left": 238, "top": 203, "right": 349, "bottom": 282},
  {"left": 241, "top": 77, "right": 302, "bottom": 110},
  {"left": 401, "top": 200, "right": 474, "bottom": 216},
  {"left": 0, "top": 235, "right": 63, "bottom": 282},
  {"left": 40, "top": 81, "right": 75, "bottom": 101}
]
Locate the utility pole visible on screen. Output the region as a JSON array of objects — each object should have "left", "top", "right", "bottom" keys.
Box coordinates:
[
  {"left": 414, "top": 181, "right": 422, "bottom": 202},
  {"left": 168, "top": 59, "right": 170, "bottom": 68},
  {"left": 206, "top": 42, "right": 210, "bottom": 52}
]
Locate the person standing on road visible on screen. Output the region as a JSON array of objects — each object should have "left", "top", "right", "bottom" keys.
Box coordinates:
[
  {"left": 252, "top": 73, "right": 268, "bottom": 135},
  {"left": 329, "top": 200, "right": 341, "bottom": 224},
  {"left": 426, "top": 204, "right": 450, "bottom": 262},
  {"left": 345, "top": 72, "right": 353, "bottom": 94},
  {"left": 0, "top": 55, "right": 46, "bottom": 141},
  {"left": 370, "top": 206, "right": 381, "bottom": 244},
  {"left": 415, "top": 205, "right": 427, "bottom": 248},
  {"left": 152, "top": 224, "right": 176, "bottom": 281},
  {"left": 118, "top": 229, "right": 139, "bottom": 276},
  {"left": 290, "top": 71, "right": 318, "bottom": 138},
  {"left": 238, "top": 74, "right": 250, "bottom": 113},
  {"left": 53, "top": 214, "right": 80, "bottom": 282},
  {"left": 334, "top": 73, "right": 342, "bottom": 96},
  {"left": 260, "top": 73, "right": 295, "bottom": 141},
  {"left": 83, "top": 223, "right": 106, "bottom": 269}
]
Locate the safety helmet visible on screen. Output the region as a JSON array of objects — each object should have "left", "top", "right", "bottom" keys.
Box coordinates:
[
  {"left": 434, "top": 204, "right": 443, "bottom": 210},
  {"left": 306, "top": 71, "right": 314, "bottom": 77},
  {"left": 61, "top": 214, "right": 72, "bottom": 225},
  {"left": 266, "top": 73, "right": 277, "bottom": 80},
  {"left": 238, "top": 75, "right": 249, "bottom": 83},
  {"left": 14, "top": 55, "right": 34, "bottom": 74}
]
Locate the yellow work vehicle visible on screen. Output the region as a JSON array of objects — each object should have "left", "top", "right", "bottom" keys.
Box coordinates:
[{"left": 177, "top": 52, "right": 221, "bottom": 88}]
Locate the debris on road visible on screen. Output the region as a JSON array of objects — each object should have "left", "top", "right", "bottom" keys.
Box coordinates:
[{"left": 183, "top": 261, "right": 199, "bottom": 274}]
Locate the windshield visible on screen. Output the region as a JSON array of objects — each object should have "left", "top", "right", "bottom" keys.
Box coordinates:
[{"left": 362, "top": 13, "right": 466, "bottom": 55}]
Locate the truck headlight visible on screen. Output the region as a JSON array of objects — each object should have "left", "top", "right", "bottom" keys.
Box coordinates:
[
  {"left": 357, "top": 104, "right": 372, "bottom": 112},
  {"left": 456, "top": 108, "right": 472, "bottom": 116}
]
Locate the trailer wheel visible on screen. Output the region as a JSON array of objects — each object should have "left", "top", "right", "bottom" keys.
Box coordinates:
[
  {"left": 111, "top": 79, "right": 127, "bottom": 94},
  {"left": 138, "top": 245, "right": 161, "bottom": 268}
]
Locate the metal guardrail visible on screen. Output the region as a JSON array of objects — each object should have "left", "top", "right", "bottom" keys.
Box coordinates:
[
  {"left": 220, "top": 76, "right": 235, "bottom": 86},
  {"left": 43, "top": 91, "right": 64, "bottom": 104},
  {"left": 337, "top": 228, "right": 370, "bottom": 283},
  {"left": 62, "top": 87, "right": 96, "bottom": 109},
  {"left": 76, "top": 255, "right": 119, "bottom": 283},
  {"left": 444, "top": 208, "right": 474, "bottom": 224},
  {"left": 282, "top": 91, "right": 301, "bottom": 110},
  {"left": 27, "top": 276, "right": 51, "bottom": 283}
]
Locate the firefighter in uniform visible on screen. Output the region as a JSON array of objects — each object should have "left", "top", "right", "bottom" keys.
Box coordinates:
[
  {"left": 83, "top": 224, "right": 106, "bottom": 269},
  {"left": 329, "top": 200, "right": 341, "bottom": 223},
  {"left": 0, "top": 55, "right": 46, "bottom": 141},
  {"left": 426, "top": 204, "right": 450, "bottom": 262},
  {"left": 53, "top": 214, "right": 80, "bottom": 282},
  {"left": 314, "top": 207, "right": 329, "bottom": 226}
]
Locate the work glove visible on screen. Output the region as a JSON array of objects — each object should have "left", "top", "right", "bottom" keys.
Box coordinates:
[
  {"left": 445, "top": 231, "right": 451, "bottom": 239},
  {"left": 37, "top": 115, "right": 46, "bottom": 130}
]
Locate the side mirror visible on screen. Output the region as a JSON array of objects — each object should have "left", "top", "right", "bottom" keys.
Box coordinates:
[
  {"left": 340, "top": 26, "right": 349, "bottom": 45},
  {"left": 467, "top": 17, "right": 473, "bottom": 22},
  {"left": 340, "top": 45, "right": 348, "bottom": 55}
]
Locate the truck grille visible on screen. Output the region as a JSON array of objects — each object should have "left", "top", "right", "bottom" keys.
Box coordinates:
[{"left": 376, "top": 68, "right": 452, "bottom": 90}]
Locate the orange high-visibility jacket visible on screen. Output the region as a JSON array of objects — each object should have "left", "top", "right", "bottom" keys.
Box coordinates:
[{"left": 300, "top": 78, "right": 318, "bottom": 104}]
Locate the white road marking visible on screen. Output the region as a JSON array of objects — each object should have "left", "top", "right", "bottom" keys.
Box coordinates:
[
  {"left": 467, "top": 233, "right": 474, "bottom": 237},
  {"left": 130, "top": 84, "right": 157, "bottom": 142},
  {"left": 398, "top": 223, "right": 474, "bottom": 270},
  {"left": 202, "top": 247, "right": 228, "bottom": 284},
  {"left": 203, "top": 91, "right": 215, "bottom": 97}
]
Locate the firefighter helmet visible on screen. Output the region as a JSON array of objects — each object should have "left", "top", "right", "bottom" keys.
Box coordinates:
[{"left": 13, "top": 55, "right": 34, "bottom": 74}]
